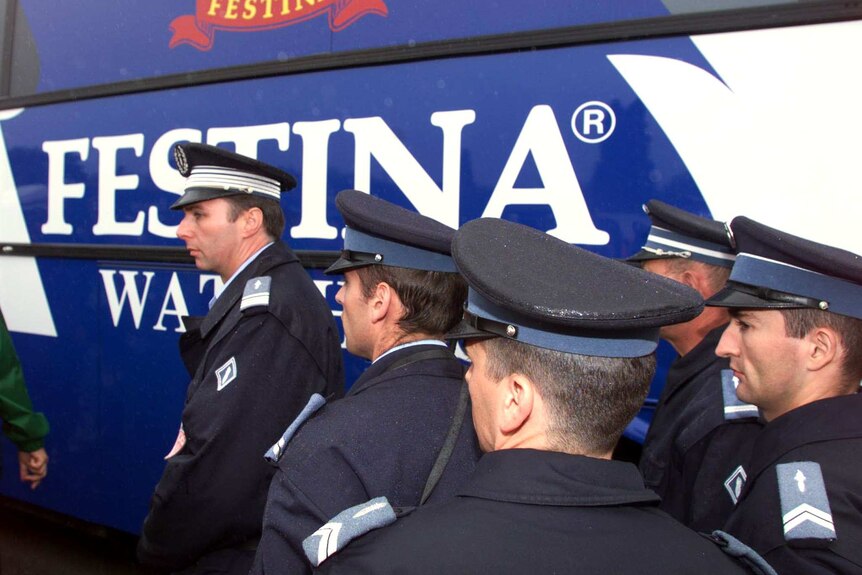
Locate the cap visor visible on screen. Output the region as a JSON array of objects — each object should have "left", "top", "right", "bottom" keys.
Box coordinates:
[
  {"left": 443, "top": 318, "right": 496, "bottom": 342},
  {"left": 324, "top": 257, "right": 366, "bottom": 275},
  {"left": 170, "top": 188, "right": 239, "bottom": 210},
  {"left": 624, "top": 249, "right": 679, "bottom": 264}
]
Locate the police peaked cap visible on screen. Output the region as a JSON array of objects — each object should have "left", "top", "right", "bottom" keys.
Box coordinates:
[
  {"left": 325, "top": 189, "right": 457, "bottom": 274},
  {"left": 707, "top": 216, "right": 862, "bottom": 320},
  {"left": 170, "top": 142, "right": 297, "bottom": 210},
  {"left": 446, "top": 218, "right": 704, "bottom": 358},
  {"left": 627, "top": 200, "right": 735, "bottom": 268}
]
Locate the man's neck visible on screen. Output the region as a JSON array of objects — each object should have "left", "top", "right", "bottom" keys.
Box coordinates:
[
  {"left": 370, "top": 331, "right": 442, "bottom": 362},
  {"left": 664, "top": 308, "right": 729, "bottom": 356},
  {"left": 220, "top": 237, "right": 273, "bottom": 283}
]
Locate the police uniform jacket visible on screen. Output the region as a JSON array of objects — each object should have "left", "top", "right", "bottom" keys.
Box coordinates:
[
  {"left": 138, "top": 241, "right": 344, "bottom": 572},
  {"left": 722, "top": 394, "right": 862, "bottom": 574},
  {"left": 315, "top": 449, "right": 750, "bottom": 574},
  {"left": 252, "top": 343, "right": 481, "bottom": 575},
  {"left": 640, "top": 325, "right": 762, "bottom": 531}
]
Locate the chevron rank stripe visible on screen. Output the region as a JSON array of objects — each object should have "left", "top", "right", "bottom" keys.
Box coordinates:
[
  {"left": 783, "top": 503, "right": 835, "bottom": 535},
  {"left": 303, "top": 496, "right": 396, "bottom": 566}
]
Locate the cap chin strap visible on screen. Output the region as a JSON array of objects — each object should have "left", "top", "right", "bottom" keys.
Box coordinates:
[
  {"left": 728, "top": 281, "right": 829, "bottom": 311},
  {"left": 462, "top": 309, "right": 519, "bottom": 339},
  {"left": 339, "top": 249, "right": 384, "bottom": 266}
]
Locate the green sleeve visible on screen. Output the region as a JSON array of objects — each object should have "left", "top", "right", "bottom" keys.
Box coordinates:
[{"left": 0, "top": 311, "right": 49, "bottom": 452}]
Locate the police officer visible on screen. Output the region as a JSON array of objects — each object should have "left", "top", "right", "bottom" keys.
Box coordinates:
[
  {"left": 707, "top": 217, "right": 862, "bottom": 573},
  {"left": 629, "top": 200, "right": 762, "bottom": 531},
  {"left": 306, "top": 218, "right": 762, "bottom": 574},
  {"left": 251, "top": 190, "right": 481, "bottom": 575},
  {"left": 137, "top": 143, "right": 344, "bottom": 574}
]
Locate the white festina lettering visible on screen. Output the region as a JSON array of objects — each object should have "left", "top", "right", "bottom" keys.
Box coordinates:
[
  {"left": 99, "top": 269, "right": 155, "bottom": 329},
  {"left": 153, "top": 272, "right": 190, "bottom": 333},
  {"left": 92, "top": 134, "right": 146, "bottom": 236},
  {"left": 343, "top": 110, "right": 475, "bottom": 229},
  {"left": 291, "top": 119, "right": 341, "bottom": 239},
  {"left": 148, "top": 128, "right": 201, "bottom": 238},
  {"left": 41, "top": 138, "right": 89, "bottom": 236},
  {"left": 40, "top": 108, "right": 609, "bottom": 245},
  {"left": 482, "top": 105, "right": 608, "bottom": 244}
]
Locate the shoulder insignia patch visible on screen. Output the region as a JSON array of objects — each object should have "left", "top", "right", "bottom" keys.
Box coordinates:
[
  {"left": 302, "top": 496, "right": 396, "bottom": 567},
  {"left": 777, "top": 461, "right": 836, "bottom": 544},
  {"left": 241, "top": 276, "right": 271, "bottom": 311},
  {"left": 724, "top": 465, "right": 748, "bottom": 504},
  {"left": 264, "top": 393, "right": 326, "bottom": 463},
  {"left": 215, "top": 356, "right": 238, "bottom": 391},
  {"left": 721, "top": 369, "right": 760, "bottom": 420}
]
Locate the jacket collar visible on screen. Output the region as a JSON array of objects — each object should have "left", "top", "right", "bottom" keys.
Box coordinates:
[
  {"left": 460, "top": 449, "right": 660, "bottom": 507},
  {"left": 200, "top": 242, "right": 299, "bottom": 338},
  {"left": 746, "top": 393, "right": 862, "bottom": 484}
]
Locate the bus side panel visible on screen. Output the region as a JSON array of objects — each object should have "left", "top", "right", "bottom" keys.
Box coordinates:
[{"left": 2, "top": 21, "right": 861, "bottom": 531}]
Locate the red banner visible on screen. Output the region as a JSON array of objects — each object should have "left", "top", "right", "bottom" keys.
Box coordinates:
[{"left": 170, "top": 0, "right": 388, "bottom": 51}]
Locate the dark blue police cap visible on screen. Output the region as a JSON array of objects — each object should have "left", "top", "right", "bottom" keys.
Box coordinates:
[
  {"left": 170, "top": 142, "right": 297, "bottom": 210},
  {"left": 446, "top": 218, "right": 704, "bottom": 358},
  {"left": 325, "top": 190, "right": 457, "bottom": 275},
  {"left": 627, "top": 200, "right": 735, "bottom": 268},
  {"left": 706, "top": 217, "right": 862, "bottom": 320}
]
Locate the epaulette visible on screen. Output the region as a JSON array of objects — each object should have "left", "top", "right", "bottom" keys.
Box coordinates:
[
  {"left": 721, "top": 370, "right": 760, "bottom": 420},
  {"left": 303, "top": 497, "right": 397, "bottom": 567},
  {"left": 709, "top": 530, "right": 777, "bottom": 575},
  {"left": 777, "top": 461, "right": 837, "bottom": 547},
  {"left": 264, "top": 393, "right": 326, "bottom": 463},
  {"left": 241, "top": 276, "right": 271, "bottom": 312}
]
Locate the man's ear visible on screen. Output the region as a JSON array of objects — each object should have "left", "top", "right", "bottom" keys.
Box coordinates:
[
  {"left": 498, "top": 373, "right": 535, "bottom": 436},
  {"left": 807, "top": 326, "right": 839, "bottom": 373},
  {"left": 368, "top": 281, "right": 393, "bottom": 325},
  {"left": 241, "top": 207, "right": 264, "bottom": 238}
]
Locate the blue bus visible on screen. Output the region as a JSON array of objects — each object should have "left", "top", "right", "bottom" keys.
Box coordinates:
[{"left": 0, "top": 0, "right": 860, "bottom": 534}]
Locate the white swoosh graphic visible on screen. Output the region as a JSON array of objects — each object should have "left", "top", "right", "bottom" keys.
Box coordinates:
[
  {"left": 0, "top": 108, "right": 57, "bottom": 336},
  {"left": 609, "top": 20, "right": 862, "bottom": 254}
]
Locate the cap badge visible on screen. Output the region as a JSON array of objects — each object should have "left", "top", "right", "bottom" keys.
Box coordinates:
[{"left": 174, "top": 145, "right": 189, "bottom": 176}]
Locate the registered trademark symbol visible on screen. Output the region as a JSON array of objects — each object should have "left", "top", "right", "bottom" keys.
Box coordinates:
[{"left": 571, "top": 101, "right": 616, "bottom": 144}]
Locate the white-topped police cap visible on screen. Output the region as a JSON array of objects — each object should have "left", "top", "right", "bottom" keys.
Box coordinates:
[
  {"left": 627, "top": 200, "right": 736, "bottom": 268},
  {"left": 325, "top": 189, "right": 457, "bottom": 275},
  {"left": 170, "top": 142, "right": 297, "bottom": 210},
  {"left": 446, "top": 218, "right": 704, "bottom": 358},
  {"left": 707, "top": 216, "right": 862, "bottom": 320}
]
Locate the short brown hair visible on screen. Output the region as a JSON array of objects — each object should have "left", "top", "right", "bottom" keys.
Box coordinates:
[
  {"left": 482, "top": 338, "right": 656, "bottom": 455},
  {"left": 355, "top": 265, "right": 466, "bottom": 336},
  {"left": 662, "top": 258, "right": 731, "bottom": 296},
  {"left": 780, "top": 308, "right": 862, "bottom": 386},
  {"left": 225, "top": 194, "right": 285, "bottom": 240}
]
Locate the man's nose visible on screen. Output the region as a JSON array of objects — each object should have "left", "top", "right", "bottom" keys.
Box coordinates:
[
  {"left": 715, "top": 323, "right": 737, "bottom": 358},
  {"left": 177, "top": 215, "right": 192, "bottom": 240}
]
